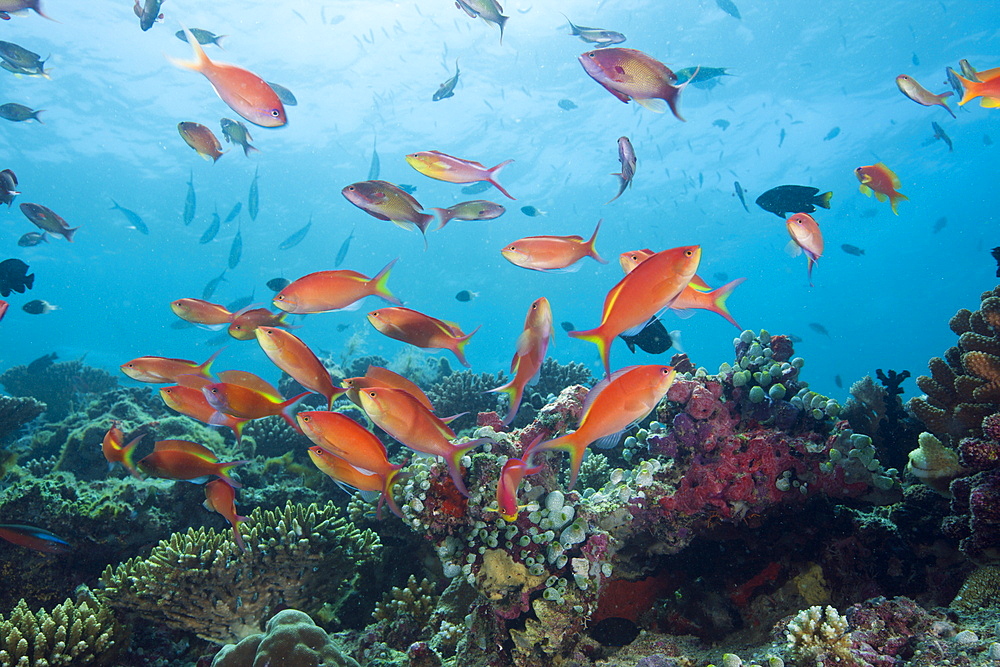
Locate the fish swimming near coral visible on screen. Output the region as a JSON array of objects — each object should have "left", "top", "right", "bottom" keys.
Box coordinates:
[
  {"left": 619, "top": 317, "right": 680, "bottom": 355},
  {"left": 273, "top": 259, "right": 400, "bottom": 314},
  {"left": 121, "top": 349, "right": 222, "bottom": 383},
  {"left": 255, "top": 326, "right": 345, "bottom": 409},
  {"left": 138, "top": 439, "right": 246, "bottom": 487},
  {"left": 502, "top": 219, "right": 607, "bottom": 272},
  {"left": 204, "top": 479, "right": 247, "bottom": 551},
  {"left": 0, "top": 524, "right": 71, "bottom": 554},
  {"left": 488, "top": 297, "right": 553, "bottom": 424},
  {"left": 367, "top": 306, "right": 479, "bottom": 368},
  {"left": 495, "top": 454, "right": 543, "bottom": 522},
  {"left": 101, "top": 421, "right": 144, "bottom": 479},
  {"left": 786, "top": 212, "right": 824, "bottom": 286}
]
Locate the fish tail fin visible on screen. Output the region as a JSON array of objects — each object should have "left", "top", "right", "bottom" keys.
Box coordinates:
[
  {"left": 585, "top": 218, "right": 608, "bottom": 264},
  {"left": 889, "top": 192, "right": 909, "bottom": 216},
  {"left": 215, "top": 460, "right": 249, "bottom": 488},
  {"left": 229, "top": 417, "right": 247, "bottom": 446},
  {"left": 380, "top": 466, "right": 410, "bottom": 519},
  {"left": 663, "top": 65, "right": 697, "bottom": 121},
  {"left": 214, "top": 35, "right": 228, "bottom": 50},
  {"left": 606, "top": 174, "right": 627, "bottom": 203},
  {"left": 279, "top": 392, "right": 312, "bottom": 431},
  {"left": 957, "top": 74, "right": 980, "bottom": 106},
  {"left": 529, "top": 434, "right": 586, "bottom": 490},
  {"left": 170, "top": 26, "right": 212, "bottom": 72},
  {"left": 451, "top": 325, "right": 480, "bottom": 368},
  {"left": 242, "top": 144, "right": 261, "bottom": 157},
  {"left": 568, "top": 327, "right": 612, "bottom": 378},
  {"left": 488, "top": 381, "right": 523, "bottom": 425},
  {"left": 430, "top": 207, "right": 454, "bottom": 231},
  {"left": 816, "top": 191, "right": 833, "bottom": 209},
  {"left": 497, "top": 14, "right": 508, "bottom": 44},
  {"left": 232, "top": 526, "right": 246, "bottom": 552},
  {"left": 197, "top": 347, "right": 225, "bottom": 379},
  {"left": 807, "top": 256, "right": 817, "bottom": 287},
  {"left": 31, "top": 110, "right": 43, "bottom": 124},
  {"left": 369, "top": 258, "right": 402, "bottom": 305},
  {"left": 445, "top": 437, "right": 488, "bottom": 497},
  {"left": 487, "top": 159, "right": 516, "bottom": 200},
  {"left": 706, "top": 277, "right": 747, "bottom": 329},
  {"left": 62, "top": 226, "right": 79, "bottom": 242},
  {"left": 121, "top": 434, "right": 145, "bottom": 479},
  {"left": 939, "top": 95, "right": 957, "bottom": 118}
]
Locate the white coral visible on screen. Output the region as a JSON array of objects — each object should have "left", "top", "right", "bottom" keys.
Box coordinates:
[{"left": 785, "top": 605, "right": 852, "bottom": 666}]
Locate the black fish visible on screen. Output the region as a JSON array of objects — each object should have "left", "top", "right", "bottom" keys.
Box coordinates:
[
  {"left": 22, "top": 299, "right": 55, "bottom": 314},
  {"left": 931, "top": 122, "right": 953, "bottom": 152},
  {"left": 834, "top": 374, "right": 843, "bottom": 388},
  {"left": 560, "top": 321, "right": 575, "bottom": 332},
  {"left": 787, "top": 334, "right": 803, "bottom": 343},
  {"left": 455, "top": 290, "right": 477, "bottom": 302},
  {"left": 715, "top": 0, "right": 741, "bottom": 19},
  {"left": 840, "top": 244, "right": 865, "bottom": 256},
  {"left": 266, "top": 277, "right": 290, "bottom": 292},
  {"left": 0, "top": 168, "right": 18, "bottom": 206},
  {"left": 755, "top": 185, "right": 833, "bottom": 218},
  {"left": 0, "top": 258, "right": 33, "bottom": 297},
  {"left": 26, "top": 352, "right": 57, "bottom": 373},
  {"left": 136, "top": 0, "right": 163, "bottom": 31},
  {"left": 619, "top": 317, "right": 677, "bottom": 355},
  {"left": 713, "top": 272, "right": 729, "bottom": 283},
  {"left": 992, "top": 247, "right": 1000, "bottom": 278},
  {"left": 809, "top": 322, "right": 830, "bottom": 336},
  {"left": 733, "top": 181, "right": 749, "bottom": 212}
]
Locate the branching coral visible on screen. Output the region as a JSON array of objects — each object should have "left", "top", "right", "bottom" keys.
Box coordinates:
[
  {"left": 211, "top": 609, "right": 360, "bottom": 667},
  {"left": 371, "top": 575, "right": 439, "bottom": 649},
  {"left": 100, "top": 501, "right": 381, "bottom": 643},
  {"left": 0, "top": 395, "right": 45, "bottom": 444},
  {"left": 426, "top": 370, "right": 506, "bottom": 432},
  {"left": 784, "top": 605, "right": 852, "bottom": 667},
  {"left": 0, "top": 587, "right": 124, "bottom": 666},
  {"left": 0, "top": 357, "right": 118, "bottom": 420}
]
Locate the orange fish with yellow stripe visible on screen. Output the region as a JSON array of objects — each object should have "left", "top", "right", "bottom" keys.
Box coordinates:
[{"left": 368, "top": 306, "right": 479, "bottom": 368}]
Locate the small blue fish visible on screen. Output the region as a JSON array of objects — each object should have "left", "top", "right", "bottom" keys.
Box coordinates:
[
  {"left": 433, "top": 60, "right": 460, "bottom": 101},
  {"left": 202, "top": 269, "right": 227, "bottom": 299},
  {"left": 184, "top": 170, "right": 196, "bottom": 226},
  {"left": 335, "top": 226, "right": 354, "bottom": 267},
  {"left": 712, "top": 119, "right": 730, "bottom": 130},
  {"left": 823, "top": 127, "right": 840, "bottom": 141},
  {"left": 224, "top": 202, "right": 242, "bottom": 223},
  {"left": 715, "top": 0, "right": 741, "bottom": 19},
  {"left": 558, "top": 99, "right": 578, "bottom": 110},
  {"left": 228, "top": 228, "right": 243, "bottom": 269},
  {"left": 368, "top": 140, "right": 380, "bottom": 180},
  {"left": 110, "top": 199, "right": 149, "bottom": 235},
  {"left": 460, "top": 182, "right": 490, "bottom": 195},
  {"left": 520, "top": 205, "right": 546, "bottom": 217},
  {"left": 279, "top": 217, "right": 311, "bottom": 250},
  {"left": 248, "top": 167, "right": 259, "bottom": 221},
  {"left": 733, "top": 182, "right": 749, "bottom": 212},
  {"left": 398, "top": 184, "right": 418, "bottom": 194},
  {"left": 199, "top": 210, "right": 221, "bottom": 244}
]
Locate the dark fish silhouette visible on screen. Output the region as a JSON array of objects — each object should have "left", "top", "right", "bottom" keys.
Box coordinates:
[
  {"left": 619, "top": 317, "right": 679, "bottom": 355},
  {"left": 279, "top": 217, "right": 311, "bottom": 250},
  {"left": 734, "top": 181, "right": 749, "bottom": 212},
  {"left": 248, "top": 167, "right": 259, "bottom": 220},
  {"left": 228, "top": 229, "right": 242, "bottom": 269},
  {"left": 110, "top": 199, "right": 149, "bottom": 234},
  {"left": 22, "top": 299, "right": 56, "bottom": 314},
  {"left": 561, "top": 321, "right": 575, "bottom": 332},
  {"left": 755, "top": 185, "right": 832, "bottom": 218},
  {"left": 823, "top": 127, "right": 840, "bottom": 141},
  {"left": 840, "top": 244, "right": 865, "bottom": 256},
  {"left": 199, "top": 210, "right": 221, "bottom": 244},
  {"left": 558, "top": 99, "right": 577, "bottom": 110},
  {"left": 17, "top": 232, "right": 46, "bottom": 247},
  {"left": 933, "top": 217, "right": 947, "bottom": 233},
  {"left": 460, "top": 182, "right": 490, "bottom": 195},
  {"left": 266, "top": 277, "right": 290, "bottom": 292},
  {"left": 183, "top": 171, "right": 196, "bottom": 226},
  {"left": 992, "top": 247, "right": 1000, "bottom": 278},
  {"left": 715, "top": 0, "right": 741, "bottom": 18},
  {"left": 224, "top": 202, "right": 242, "bottom": 223},
  {"left": 335, "top": 226, "right": 354, "bottom": 267},
  {"left": 809, "top": 322, "right": 830, "bottom": 336},
  {"left": 0, "top": 258, "right": 33, "bottom": 296},
  {"left": 455, "top": 290, "right": 477, "bottom": 302},
  {"left": 433, "top": 60, "right": 460, "bottom": 101}
]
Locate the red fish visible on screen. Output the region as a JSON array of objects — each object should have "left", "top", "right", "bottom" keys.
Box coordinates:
[
  {"left": 501, "top": 219, "right": 607, "bottom": 272},
  {"left": 855, "top": 163, "right": 908, "bottom": 215},
  {"left": 308, "top": 447, "right": 405, "bottom": 519},
  {"left": 101, "top": 421, "right": 143, "bottom": 478},
  {"left": 272, "top": 259, "right": 401, "bottom": 314},
  {"left": 228, "top": 306, "right": 290, "bottom": 340},
  {"left": 579, "top": 48, "right": 692, "bottom": 120},
  {"left": 786, "top": 213, "right": 824, "bottom": 287},
  {"left": 298, "top": 411, "right": 407, "bottom": 518},
  {"left": 527, "top": 365, "right": 676, "bottom": 489},
  {"left": 368, "top": 306, "right": 479, "bottom": 368},
  {"left": 569, "top": 246, "right": 701, "bottom": 377},
  {"left": 495, "top": 455, "right": 543, "bottom": 522},
  {"left": 170, "top": 27, "right": 286, "bottom": 127},
  {"left": 204, "top": 479, "right": 248, "bottom": 551},
  {"left": 170, "top": 298, "right": 233, "bottom": 329},
  {"left": 488, "top": 297, "right": 552, "bottom": 424},
  {"left": 0, "top": 524, "right": 70, "bottom": 554},
  {"left": 121, "top": 349, "right": 221, "bottom": 383},
  {"left": 178, "top": 122, "right": 224, "bottom": 162},
  {"left": 358, "top": 387, "right": 484, "bottom": 496},
  {"left": 342, "top": 365, "right": 435, "bottom": 412},
  {"left": 159, "top": 384, "right": 248, "bottom": 443},
  {"left": 956, "top": 68, "right": 1000, "bottom": 108},
  {"left": 0, "top": 300, "right": 7, "bottom": 322},
  {"left": 405, "top": 151, "right": 515, "bottom": 200},
  {"left": 137, "top": 439, "right": 246, "bottom": 487},
  {"left": 254, "top": 326, "right": 345, "bottom": 409},
  {"left": 202, "top": 378, "right": 309, "bottom": 431}
]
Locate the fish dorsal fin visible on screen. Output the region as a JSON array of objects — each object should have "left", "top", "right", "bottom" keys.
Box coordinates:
[
  {"left": 364, "top": 366, "right": 434, "bottom": 411},
  {"left": 153, "top": 439, "right": 218, "bottom": 462},
  {"left": 218, "top": 370, "right": 282, "bottom": 398}
]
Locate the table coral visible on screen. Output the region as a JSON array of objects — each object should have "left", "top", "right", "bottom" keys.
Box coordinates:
[
  {"left": 211, "top": 608, "right": 360, "bottom": 667},
  {"left": 100, "top": 501, "right": 380, "bottom": 643},
  {"left": 0, "top": 587, "right": 124, "bottom": 667}
]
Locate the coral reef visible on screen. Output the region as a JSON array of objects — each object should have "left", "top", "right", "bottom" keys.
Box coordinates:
[
  {"left": 100, "top": 501, "right": 381, "bottom": 643},
  {"left": 0, "top": 394, "right": 45, "bottom": 445},
  {"left": 211, "top": 609, "right": 360, "bottom": 667},
  {"left": 0, "top": 357, "right": 118, "bottom": 420},
  {"left": 0, "top": 587, "right": 124, "bottom": 666},
  {"left": 370, "top": 575, "right": 439, "bottom": 649},
  {"left": 843, "top": 370, "right": 920, "bottom": 472},
  {"left": 426, "top": 370, "right": 506, "bottom": 433},
  {"left": 951, "top": 564, "right": 1000, "bottom": 612},
  {"left": 784, "top": 604, "right": 852, "bottom": 666}
]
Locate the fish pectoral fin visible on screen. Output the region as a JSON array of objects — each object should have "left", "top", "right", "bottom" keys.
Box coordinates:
[
  {"left": 671, "top": 308, "right": 696, "bottom": 319},
  {"left": 391, "top": 219, "right": 417, "bottom": 232},
  {"left": 874, "top": 191, "right": 888, "bottom": 203},
  {"left": 785, "top": 239, "right": 803, "bottom": 258},
  {"left": 858, "top": 184, "right": 872, "bottom": 196},
  {"left": 634, "top": 97, "right": 667, "bottom": 113},
  {"left": 981, "top": 96, "right": 1000, "bottom": 108}
]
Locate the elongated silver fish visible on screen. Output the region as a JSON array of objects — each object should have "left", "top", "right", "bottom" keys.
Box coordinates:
[
  {"left": 561, "top": 15, "right": 625, "bottom": 48},
  {"left": 279, "top": 217, "right": 311, "bottom": 250},
  {"left": 607, "top": 136, "right": 636, "bottom": 203}
]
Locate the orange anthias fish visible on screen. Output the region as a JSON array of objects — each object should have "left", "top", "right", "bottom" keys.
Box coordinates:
[
  {"left": 0, "top": 524, "right": 71, "bottom": 554},
  {"left": 202, "top": 379, "right": 310, "bottom": 431},
  {"left": 496, "top": 454, "right": 543, "bottom": 522},
  {"left": 298, "top": 411, "right": 406, "bottom": 518},
  {"left": 405, "top": 151, "right": 515, "bottom": 200},
  {"left": 368, "top": 306, "right": 479, "bottom": 368},
  {"left": 121, "top": 349, "right": 221, "bottom": 383},
  {"left": 855, "top": 163, "right": 908, "bottom": 215},
  {"left": 178, "top": 122, "right": 225, "bottom": 162},
  {"left": 527, "top": 365, "right": 676, "bottom": 489},
  {"left": 358, "top": 387, "right": 484, "bottom": 496},
  {"left": 159, "top": 384, "right": 248, "bottom": 443},
  {"left": 170, "top": 27, "right": 286, "bottom": 128},
  {"left": 786, "top": 213, "right": 824, "bottom": 287},
  {"left": 342, "top": 180, "right": 435, "bottom": 241},
  {"left": 956, "top": 67, "right": 1000, "bottom": 108},
  {"left": 619, "top": 249, "right": 745, "bottom": 329},
  {"left": 342, "top": 365, "right": 435, "bottom": 412},
  {"left": 489, "top": 297, "right": 553, "bottom": 425},
  {"left": 101, "top": 421, "right": 143, "bottom": 478},
  {"left": 254, "top": 326, "right": 345, "bottom": 409},
  {"left": 204, "top": 479, "right": 248, "bottom": 551},
  {"left": 569, "top": 246, "right": 701, "bottom": 377},
  {"left": 272, "top": 259, "right": 401, "bottom": 314},
  {"left": 228, "top": 307, "right": 290, "bottom": 340},
  {"left": 308, "top": 447, "right": 405, "bottom": 519},
  {"left": 501, "top": 219, "right": 607, "bottom": 272},
  {"left": 579, "top": 47, "right": 692, "bottom": 120},
  {"left": 171, "top": 298, "right": 233, "bottom": 329},
  {"left": 137, "top": 439, "right": 246, "bottom": 487}
]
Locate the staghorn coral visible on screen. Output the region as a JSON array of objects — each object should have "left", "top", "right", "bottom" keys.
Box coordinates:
[
  {"left": 100, "top": 501, "right": 380, "bottom": 644},
  {"left": 426, "top": 370, "right": 506, "bottom": 433},
  {"left": 211, "top": 609, "right": 360, "bottom": 667},
  {"left": 0, "top": 587, "right": 124, "bottom": 666},
  {"left": 0, "top": 358, "right": 118, "bottom": 420},
  {"left": 369, "top": 575, "right": 439, "bottom": 650},
  {"left": 0, "top": 394, "right": 45, "bottom": 445}
]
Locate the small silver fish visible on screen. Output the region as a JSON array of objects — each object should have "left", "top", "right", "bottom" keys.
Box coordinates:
[
  {"left": 607, "top": 136, "right": 636, "bottom": 203},
  {"left": 455, "top": 0, "right": 508, "bottom": 44},
  {"left": 433, "top": 59, "right": 460, "bottom": 101},
  {"left": 561, "top": 14, "right": 625, "bottom": 48}
]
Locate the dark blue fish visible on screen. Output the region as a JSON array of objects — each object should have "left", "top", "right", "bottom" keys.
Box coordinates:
[
  {"left": 733, "top": 181, "right": 749, "bottom": 212},
  {"left": 224, "top": 202, "right": 242, "bottom": 223},
  {"left": 227, "top": 294, "right": 255, "bottom": 312},
  {"left": 279, "top": 217, "right": 311, "bottom": 250},
  {"left": 368, "top": 140, "right": 380, "bottom": 180},
  {"left": 713, "top": 272, "right": 729, "bottom": 283},
  {"left": 17, "top": 232, "right": 46, "bottom": 247},
  {"left": 713, "top": 119, "right": 730, "bottom": 130},
  {"left": 433, "top": 60, "right": 460, "bottom": 101},
  {"left": 834, "top": 375, "right": 843, "bottom": 389},
  {"left": 809, "top": 322, "right": 830, "bottom": 336},
  {"left": 0, "top": 258, "right": 33, "bottom": 296},
  {"left": 183, "top": 170, "right": 196, "bottom": 226},
  {"left": 228, "top": 228, "right": 243, "bottom": 269},
  {"left": 911, "top": 52, "right": 920, "bottom": 66},
  {"left": 520, "top": 205, "right": 545, "bottom": 217},
  {"left": 202, "top": 269, "right": 227, "bottom": 299},
  {"left": 560, "top": 321, "right": 575, "bottom": 332},
  {"left": 619, "top": 317, "right": 679, "bottom": 355},
  {"left": 455, "top": 290, "right": 477, "bottom": 302},
  {"left": 840, "top": 244, "right": 865, "bottom": 256},
  {"left": 335, "top": 226, "right": 354, "bottom": 267},
  {"left": 248, "top": 168, "right": 259, "bottom": 221},
  {"left": 932, "top": 216, "right": 947, "bottom": 233},
  {"left": 266, "top": 277, "right": 290, "bottom": 292},
  {"left": 778, "top": 128, "right": 786, "bottom": 147},
  {"left": 558, "top": 99, "right": 578, "bottom": 110},
  {"left": 0, "top": 524, "right": 71, "bottom": 554},
  {"left": 398, "top": 184, "right": 418, "bottom": 194},
  {"left": 823, "top": 127, "right": 840, "bottom": 141},
  {"left": 931, "top": 122, "right": 953, "bottom": 152},
  {"left": 199, "top": 210, "right": 221, "bottom": 244},
  {"left": 461, "top": 182, "right": 490, "bottom": 195},
  {"left": 715, "top": 0, "right": 741, "bottom": 19},
  {"left": 110, "top": 199, "right": 149, "bottom": 235}
]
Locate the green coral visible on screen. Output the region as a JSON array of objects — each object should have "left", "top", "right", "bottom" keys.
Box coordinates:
[
  {"left": 100, "top": 501, "right": 381, "bottom": 643},
  {"left": 0, "top": 395, "right": 46, "bottom": 445},
  {"left": 0, "top": 358, "right": 117, "bottom": 420},
  {"left": 426, "top": 370, "right": 507, "bottom": 432},
  {"left": 212, "top": 609, "right": 360, "bottom": 667}
]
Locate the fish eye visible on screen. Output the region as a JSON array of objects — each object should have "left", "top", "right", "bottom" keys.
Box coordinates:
[
  {"left": 270, "top": 109, "right": 281, "bottom": 117},
  {"left": 347, "top": 186, "right": 355, "bottom": 191},
  {"left": 301, "top": 416, "right": 310, "bottom": 422},
  {"left": 587, "top": 52, "right": 596, "bottom": 58},
  {"left": 368, "top": 391, "right": 377, "bottom": 397},
  {"left": 684, "top": 250, "right": 693, "bottom": 257}
]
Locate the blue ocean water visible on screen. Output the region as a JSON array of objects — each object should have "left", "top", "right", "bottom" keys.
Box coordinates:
[{"left": 1, "top": 0, "right": 996, "bottom": 401}]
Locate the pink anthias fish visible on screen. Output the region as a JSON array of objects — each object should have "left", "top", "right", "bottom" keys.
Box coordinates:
[
  {"left": 785, "top": 213, "right": 824, "bottom": 287},
  {"left": 405, "top": 151, "right": 516, "bottom": 200},
  {"left": 579, "top": 47, "right": 694, "bottom": 121}
]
